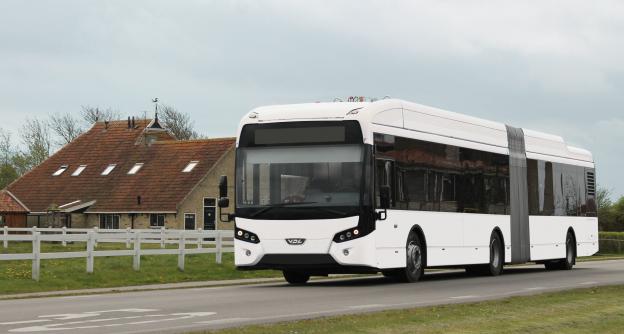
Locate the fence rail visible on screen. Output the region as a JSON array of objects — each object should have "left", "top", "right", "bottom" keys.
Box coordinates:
[{"left": 1, "top": 226, "right": 234, "bottom": 281}]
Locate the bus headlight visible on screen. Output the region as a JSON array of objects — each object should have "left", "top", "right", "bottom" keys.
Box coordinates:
[
  {"left": 333, "top": 227, "right": 367, "bottom": 243},
  {"left": 235, "top": 227, "right": 260, "bottom": 244}
]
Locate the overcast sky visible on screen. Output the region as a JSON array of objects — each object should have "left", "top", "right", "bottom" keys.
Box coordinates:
[{"left": 0, "top": 1, "right": 622, "bottom": 197}]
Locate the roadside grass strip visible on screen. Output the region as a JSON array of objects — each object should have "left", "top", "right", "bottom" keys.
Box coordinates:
[
  {"left": 200, "top": 285, "right": 624, "bottom": 334},
  {"left": 1, "top": 242, "right": 280, "bottom": 295}
]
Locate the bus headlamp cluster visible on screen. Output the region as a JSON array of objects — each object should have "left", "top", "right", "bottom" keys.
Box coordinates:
[
  {"left": 333, "top": 227, "right": 363, "bottom": 243},
  {"left": 235, "top": 227, "right": 260, "bottom": 244}
]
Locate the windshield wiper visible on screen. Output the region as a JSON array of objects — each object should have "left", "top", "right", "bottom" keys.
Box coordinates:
[{"left": 248, "top": 202, "right": 318, "bottom": 218}]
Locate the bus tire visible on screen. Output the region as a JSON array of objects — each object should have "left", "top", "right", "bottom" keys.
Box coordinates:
[
  {"left": 283, "top": 271, "right": 310, "bottom": 285},
  {"left": 545, "top": 232, "right": 576, "bottom": 271},
  {"left": 398, "top": 232, "right": 425, "bottom": 283},
  {"left": 487, "top": 231, "right": 504, "bottom": 276}
]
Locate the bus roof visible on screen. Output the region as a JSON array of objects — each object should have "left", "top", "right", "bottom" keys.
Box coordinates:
[{"left": 240, "top": 99, "right": 593, "bottom": 164}]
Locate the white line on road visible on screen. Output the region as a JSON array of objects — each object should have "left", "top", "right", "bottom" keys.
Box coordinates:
[
  {"left": 525, "top": 287, "right": 546, "bottom": 291},
  {"left": 348, "top": 304, "right": 386, "bottom": 310},
  {"left": 579, "top": 281, "right": 598, "bottom": 285},
  {"left": 449, "top": 295, "right": 478, "bottom": 300},
  {"left": 0, "top": 320, "right": 50, "bottom": 326}
]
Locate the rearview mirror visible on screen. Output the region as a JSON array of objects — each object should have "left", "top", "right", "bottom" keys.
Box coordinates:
[
  {"left": 379, "top": 185, "right": 391, "bottom": 209},
  {"left": 219, "top": 175, "right": 228, "bottom": 198}
]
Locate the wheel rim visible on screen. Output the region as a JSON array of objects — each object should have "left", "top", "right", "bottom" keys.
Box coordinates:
[
  {"left": 490, "top": 238, "right": 500, "bottom": 269},
  {"left": 407, "top": 241, "right": 422, "bottom": 275}
]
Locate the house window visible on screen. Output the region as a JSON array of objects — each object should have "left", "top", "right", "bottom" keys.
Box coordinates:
[
  {"left": 182, "top": 161, "right": 199, "bottom": 173},
  {"left": 72, "top": 165, "right": 87, "bottom": 176},
  {"left": 102, "top": 164, "right": 117, "bottom": 176},
  {"left": 99, "top": 214, "right": 120, "bottom": 229},
  {"left": 0, "top": 215, "right": 5, "bottom": 227},
  {"left": 128, "top": 163, "right": 144, "bottom": 175},
  {"left": 53, "top": 165, "right": 68, "bottom": 176},
  {"left": 150, "top": 214, "right": 166, "bottom": 228},
  {"left": 184, "top": 213, "right": 196, "bottom": 230}
]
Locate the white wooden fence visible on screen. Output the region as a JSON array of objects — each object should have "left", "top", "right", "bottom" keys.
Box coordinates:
[{"left": 0, "top": 226, "right": 234, "bottom": 281}]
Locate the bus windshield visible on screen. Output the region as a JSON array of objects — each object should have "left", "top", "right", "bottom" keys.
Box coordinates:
[{"left": 236, "top": 144, "right": 364, "bottom": 218}]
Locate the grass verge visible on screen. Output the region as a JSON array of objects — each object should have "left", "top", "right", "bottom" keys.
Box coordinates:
[
  {"left": 199, "top": 285, "right": 624, "bottom": 334},
  {"left": 0, "top": 241, "right": 279, "bottom": 295}
]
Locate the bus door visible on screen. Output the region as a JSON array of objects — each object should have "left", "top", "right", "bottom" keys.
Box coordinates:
[{"left": 375, "top": 158, "right": 401, "bottom": 249}]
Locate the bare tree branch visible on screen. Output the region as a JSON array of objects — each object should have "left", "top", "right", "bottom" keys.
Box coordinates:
[
  {"left": 158, "top": 104, "right": 200, "bottom": 140},
  {"left": 81, "top": 105, "right": 120, "bottom": 125},
  {"left": 21, "top": 118, "right": 51, "bottom": 168},
  {"left": 0, "top": 128, "right": 13, "bottom": 165},
  {"left": 49, "top": 112, "right": 84, "bottom": 145}
]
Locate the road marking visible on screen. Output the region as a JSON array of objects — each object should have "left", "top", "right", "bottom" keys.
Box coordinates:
[
  {"left": 0, "top": 320, "right": 50, "bottom": 326},
  {"left": 348, "top": 304, "right": 386, "bottom": 310},
  {"left": 195, "top": 318, "right": 253, "bottom": 325},
  {"left": 449, "top": 295, "right": 478, "bottom": 300},
  {"left": 7, "top": 311, "right": 216, "bottom": 332},
  {"left": 525, "top": 287, "right": 546, "bottom": 291},
  {"left": 579, "top": 281, "right": 598, "bottom": 285}
]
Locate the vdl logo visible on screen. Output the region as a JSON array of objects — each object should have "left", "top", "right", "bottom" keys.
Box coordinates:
[{"left": 285, "top": 238, "right": 306, "bottom": 245}]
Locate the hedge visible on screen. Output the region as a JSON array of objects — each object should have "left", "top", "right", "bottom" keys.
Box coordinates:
[{"left": 599, "top": 232, "right": 624, "bottom": 254}]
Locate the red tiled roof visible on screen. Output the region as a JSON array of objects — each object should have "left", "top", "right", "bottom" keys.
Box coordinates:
[
  {"left": 0, "top": 190, "right": 29, "bottom": 213},
  {"left": 7, "top": 121, "right": 235, "bottom": 213}
]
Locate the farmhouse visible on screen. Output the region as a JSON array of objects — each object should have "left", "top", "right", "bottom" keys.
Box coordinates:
[{"left": 5, "top": 118, "right": 235, "bottom": 230}]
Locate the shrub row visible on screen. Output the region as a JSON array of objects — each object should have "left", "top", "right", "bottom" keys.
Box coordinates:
[{"left": 599, "top": 232, "right": 624, "bottom": 254}]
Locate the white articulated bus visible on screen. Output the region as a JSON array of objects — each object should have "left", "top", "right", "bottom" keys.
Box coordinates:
[{"left": 217, "top": 99, "right": 598, "bottom": 284}]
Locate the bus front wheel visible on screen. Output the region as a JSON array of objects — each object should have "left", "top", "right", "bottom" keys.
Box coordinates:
[
  {"left": 398, "top": 232, "right": 425, "bottom": 283},
  {"left": 283, "top": 271, "right": 310, "bottom": 285}
]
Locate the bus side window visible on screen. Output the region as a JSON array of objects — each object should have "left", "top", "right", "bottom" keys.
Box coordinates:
[{"left": 376, "top": 159, "right": 395, "bottom": 207}]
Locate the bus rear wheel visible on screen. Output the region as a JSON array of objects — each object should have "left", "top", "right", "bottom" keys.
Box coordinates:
[
  {"left": 465, "top": 232, "right": 504, "bottom": 276},
  {"left": 283, "top": 271, "right": 310, "bottom": 285},
  {"left": 398, "top": 232, "right": 424, "bottom": 283},
  {"left": 545, "top": 232, "right": 576, "bottom": 270}
]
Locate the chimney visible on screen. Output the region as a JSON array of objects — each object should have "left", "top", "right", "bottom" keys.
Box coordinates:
[
  {"left": 104, "top": 120, "right": 109, "bottom": 129},
  {"left": 127, "top": 117, "right": 131, "bottom": 129},
  {"left": 131, "top": 117, "right": 135, "bottom": 129}
]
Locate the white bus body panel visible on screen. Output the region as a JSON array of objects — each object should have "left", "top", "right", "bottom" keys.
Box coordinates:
[{"left": 236, "top": 99, "right": 598, "bottom": 271}]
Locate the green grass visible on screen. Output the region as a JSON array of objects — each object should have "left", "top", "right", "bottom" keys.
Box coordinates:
[
  {"left": 200, "top": 285, "right": 624, "bottom": 334},
  {"left": 0, "top": 241, "right": 279, "bottom": 295}
]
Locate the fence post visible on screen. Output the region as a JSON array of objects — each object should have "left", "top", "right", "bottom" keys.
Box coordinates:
[
  {"left": 197, "top": 228, "right": 203, "bottom": 249},
  {"left": 178, "top": 232, "right": 186, "bottom": 271},
  {"left": 216, "top": 230, "right": 223, "bottom": 264},
  {"left": 133, "top": 232, "right": 141, "bottom": 271},
  {"left": 125, "top": 227, "right": 131, "bottom": 249},
  {"left": 86, "top": 231, "right": 94, "bottom": 273},
  {"left": 62, "top": 226, "right": 67, "bottom": 247},
  {"left": 160, "top": 227, "right": 165, "bottom": 249},
  {"left": 93, "top": 227, "right": 99, "bottom": 247},
  {"left": 32, "top": 231, "right": 40, "bottom": 281},
  {"left": 3, "top": 226, "right": 7, "bottom": 248}
]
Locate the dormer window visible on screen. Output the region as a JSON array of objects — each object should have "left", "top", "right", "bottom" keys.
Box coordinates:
[
  {"left": 182, "top": 161, "right": 199, "bottom": 173},
  {"left": 102, "top": 164, "right": 117, "bottom": 176},
  {"left": 53, "top": 165, "right": 68, "bottom": 176},
  {"left": 72, "top": 165, "right": 87, "bottom": 176},
  {"left": 128, "top": 163, "right": 144, "bottom": 175}
]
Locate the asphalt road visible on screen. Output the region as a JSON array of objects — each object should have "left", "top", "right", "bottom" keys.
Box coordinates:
[{"left": 1, "top": 259, "right": 624, "bottom": 334}]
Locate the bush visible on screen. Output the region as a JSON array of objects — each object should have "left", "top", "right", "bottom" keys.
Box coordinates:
[{"left": 599, "top": 232, "right": 624, "bottom": 254}]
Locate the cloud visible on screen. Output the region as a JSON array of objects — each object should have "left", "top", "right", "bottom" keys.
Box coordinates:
[{"left": 0, "top": 0, "right": 622, "bottom": 194}]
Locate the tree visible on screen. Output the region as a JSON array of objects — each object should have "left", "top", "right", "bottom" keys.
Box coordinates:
[
  {"left": 21, "top": 118, "right": 51, "bottom": 169},
  {"left": 49, "top": 112, "right": 84, "bottom": 145},
  {"left": 597, "top": 187, "right": 613, "bottom": 211},
  {"left": 0, "top": 128, "right": 12, "bottom": 165},
  {"left": 0, "top": 128, "right": 18, "bottom": 188},
  {"left": 81, "top": 106, "right": 120, "bottom": 124},
  {"left": 158, "top": 104, "right": 200, "bottom": 140}
]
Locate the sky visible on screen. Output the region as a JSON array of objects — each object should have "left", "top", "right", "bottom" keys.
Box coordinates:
[{"left": 0, "top": 1, "right": 623, "bottom": 198}]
